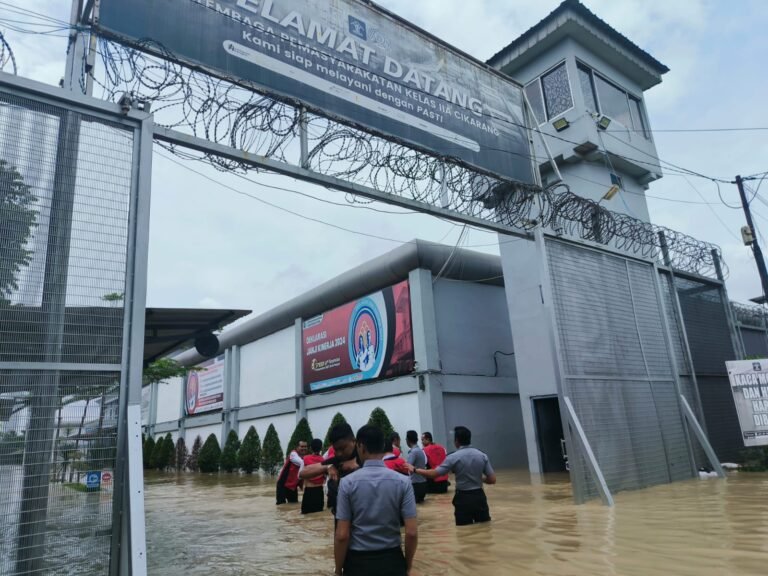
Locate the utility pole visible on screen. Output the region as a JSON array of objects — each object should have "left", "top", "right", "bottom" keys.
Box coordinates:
[{"left": 736, "top": 174, "right": 768, "bottom": 300}]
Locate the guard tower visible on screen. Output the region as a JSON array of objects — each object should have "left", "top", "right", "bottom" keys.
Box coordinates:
[{"left": 488, "top": 0, "right": 669, "bottom": 223}]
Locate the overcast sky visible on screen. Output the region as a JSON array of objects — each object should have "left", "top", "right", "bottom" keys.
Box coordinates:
[{"left": 3, "top": 0, "right": 768, "bottom": 320}]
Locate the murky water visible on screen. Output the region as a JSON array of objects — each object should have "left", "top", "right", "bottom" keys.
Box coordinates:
[{"left": 144, "top": 470, "right": 768, "bottom": 576}]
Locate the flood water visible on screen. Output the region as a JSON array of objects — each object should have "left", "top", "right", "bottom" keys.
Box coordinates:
[{"left": 144, "top": 470, "right": 768, "bottom": 576}]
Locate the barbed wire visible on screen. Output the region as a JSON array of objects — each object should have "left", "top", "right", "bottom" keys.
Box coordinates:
[
  {"left": 0, "top": 30, "right": 18, "bottom": 75},
  {"left": 731, "top": 301, "right": 768, "bottom": 327},
  {"left": 93, "top": 38, "right": 725, "bottom": 278}
]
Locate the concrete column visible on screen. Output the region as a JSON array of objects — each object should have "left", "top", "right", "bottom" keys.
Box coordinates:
[
  {"left": 408, "top": 269, "right": 447, "bottom": 446},
  {"left": 295, "top": 318, "right": 306, "bottom": 422},
  {"left": 497, "top": 232, "right": 560, "bottom": 475},
  {"left": 221, "top": 348, "right": 233, "bottom": 443}
]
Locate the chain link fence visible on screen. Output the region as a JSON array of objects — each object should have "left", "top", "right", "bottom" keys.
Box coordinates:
[{"left": 0, "top": 82, "right": 138, "bottom": 575}]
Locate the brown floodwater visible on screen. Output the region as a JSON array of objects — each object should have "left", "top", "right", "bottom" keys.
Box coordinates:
[{"left": 144, "top": 470, "right": 768, "bottom": 576}]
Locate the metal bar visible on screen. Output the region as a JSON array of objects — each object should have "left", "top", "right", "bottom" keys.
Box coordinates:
[
  {"left": 299, "top": 107, "right": 308, "bottom": 168},
  {"left": 0, "top": 362, "right": 121, "bottom": 371},
  {"left": 81, "top": 0, "right": 96, "bottom": 23},
  {"left": 712, "top": 248, "right": 745, "bottom": 359},
  {"left": 153, "top": 126, "right": 531, "bottom": 239},
  {"left": 84, "top": 0, "right": 101, "bottom": 95},
  {"left": 679, "top": 395, "right": 725, "bottom": 478},
  {"left": 562, "top": 375, "right": 677, "bottom": 382},
  {"left": 563, "top": 396, "right": 615, "bottom": 506},
  {"left": 657, "top": 232, "right": 708, "bottom": 433},
  {"left": 625, "top": 259, "right": 673, "bottom": 482},
  {"left": 110, "top": 113, "right": 152, "bottom": 576},
  {"left": 0, "top": 71, "right": 148, "bottom": 124},
  {"left": 63, "top": 0, "right": 85, "bottom": 91},
  {"left": 15, "top": 109, "right": 81, "bottom": 574},
  {"left": 653, "top": 264, "right": 699, "bottom": 478}
]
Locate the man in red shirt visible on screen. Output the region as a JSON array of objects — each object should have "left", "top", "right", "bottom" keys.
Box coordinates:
[
  {"left": 390, "top": 432, "right": 402, "bottom": 458},
  {"left": 276, "top": 440, "right": 307, "bottom": 505},
  {"left": 301, "top": 438, "right": 326, "bottom": 514},
  {"left": 382, "top": 436, "right": 409, "bottom": 476},
  {"left": 421, "top": 432, "right": 449, "bottom": 493}
]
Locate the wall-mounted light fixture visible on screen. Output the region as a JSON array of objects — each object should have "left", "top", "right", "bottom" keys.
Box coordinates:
[
  {"left": 552, "top": 117, "right": 570, "bottom": 132},
  {"left": 603, "top": 185, "right": 620, "bottom": 201},
  {"left": 597, "top": 116, "right": 611, "bottom": 130}
]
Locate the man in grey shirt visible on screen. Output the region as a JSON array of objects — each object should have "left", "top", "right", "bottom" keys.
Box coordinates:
[
  {"left": 335, "top": 424, "right": 418, "bottom": 576},
  {"left": 405, "top": 430, "right": 427, "bottom": 503},
  {"left": 410, "top": 426, "right": 496, "bottom": 526}
]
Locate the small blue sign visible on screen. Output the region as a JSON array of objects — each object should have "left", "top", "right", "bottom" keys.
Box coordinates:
[
  {"left": 85, "top": 471, "right": 101, "bottom": 489},
  {"left": 348, "top": 15, "right": 367, "bottom": 40}
]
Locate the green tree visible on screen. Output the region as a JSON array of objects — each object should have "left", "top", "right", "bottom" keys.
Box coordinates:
[
  {"left": 151, "top": 435, "right": 171, "bottom": 470},
  {"left": 220, "top": 429, "right": 240, "bottom": 473},
  {"left": 0, "top": 160, "right": 38, "bottom": 305},
  {"left": 142, "top": 435, "right": 156, "bottom": 470},
  {"left": 287, "top": 417, "right": 313, "bottom": 454},
  {"left": 175, "top": 437, "right": 188, "bottom": 471},
  {"left": 167, "top": 435, "right": 176, "bottom": 470},
  {"left": 323, "top": 412, "right": 347, "bottom": 451},
  {"left": 367, "top": 407, "right": 394, "bottom": 438},
  {"left": 198, "top": 433, "right": 221, "bottom": 473},
  {"left": 143, "top": 358, "right": 199, "bottom": 386},
  {"left": 261, "top": 424, "right": 284, "bottom": 475},
  {"left": 238, "top": 425, "right": 261, "bottom": 474},
  {"left": 187, "top": 435, "right": 202, "bottom": 472}
]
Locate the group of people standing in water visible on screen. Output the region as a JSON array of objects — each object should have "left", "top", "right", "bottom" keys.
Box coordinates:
[{"left": 276, "top": 423, "right": 496, "bottom": 576}]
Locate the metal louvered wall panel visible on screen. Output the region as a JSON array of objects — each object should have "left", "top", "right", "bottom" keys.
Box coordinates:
[
  {"left": 0, "top": 76, "right": 149, "bottom": 575},
  {"left": 545, "top": 239, "right": 694, "bottom": 502}
]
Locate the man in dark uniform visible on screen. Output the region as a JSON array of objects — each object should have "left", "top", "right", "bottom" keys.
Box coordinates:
[
  {"left": 334, "top": 425, "right": 418, "bottom": 576},
  {"left": 405, "top": 430, "right": 427, "bottom": 503},
  {"left": 411, "top": 426, "right": 496, "bottom": 526}
]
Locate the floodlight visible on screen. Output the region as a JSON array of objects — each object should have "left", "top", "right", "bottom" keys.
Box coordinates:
[
  {"left": 552, "top": 117, "right": 570, "bottom": 132},
  {"left": 597, "top": 116, "right": 611, "bottom": 130}
]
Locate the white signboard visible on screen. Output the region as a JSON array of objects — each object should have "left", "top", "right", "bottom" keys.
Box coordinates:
[
  {"left": 726, "top": 359, "right": 768, "bottom": 447},
  {"left": 185, "top": 355, "right": 226, "bottom": 415}
]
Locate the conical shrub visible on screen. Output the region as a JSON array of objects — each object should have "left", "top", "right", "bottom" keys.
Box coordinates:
[
  {"left": 367, "top": 407, "right": 395, "bottom": 438},
  {"left": 323, "top": 413, "right": 347, "bottom": 451},
  {"left": 261, "top": 424, "right": 284, "bottom": 475},
  {"left": 287, "top": 417, "right": 313, "bottom": 454},
  {"left": 198, "top": 433, "right": 221, "bottom": 473},
  {"left": 220, "top": 429, "right": 240, "bottom": 473},
  {"left": 187, "top": 435, "right": 202, "bottom": 472},
  {"left": 175, "top": 437, "right": 188, "bottom": 471},
  {"left": 238, "top": 425, "right": 261, "bottom": 474}
]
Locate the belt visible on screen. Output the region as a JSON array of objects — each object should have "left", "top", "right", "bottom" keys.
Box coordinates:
[
  {"left": 347, "top": 547, "right": 402, "bottom": 557},
  {"left": 455, "top": 488, "right": 484, "bottom": 494}
]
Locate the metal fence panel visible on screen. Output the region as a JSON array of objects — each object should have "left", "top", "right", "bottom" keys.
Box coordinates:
[
  {"left": 545, "top": 239, "right": 694, "bottom": 502},
  {"left": 0, "top": 80, "right": 141, "bottom": 575}
]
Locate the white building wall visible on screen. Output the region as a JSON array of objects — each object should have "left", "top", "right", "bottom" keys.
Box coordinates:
[
  {"left": 238, "top": 412, "right": 296, "bottom": 454},
  {"left": 156, "top": 376, "right": 182, "bottom": 424},
  {"left": 307, "top": 392, "right": 421, "bottom": 441},
  {"left": 239, "top": 326, "right": 295, "bottom": 406},
  {"left": 184, "top": 423, "right": 222, "bottom": 447}
]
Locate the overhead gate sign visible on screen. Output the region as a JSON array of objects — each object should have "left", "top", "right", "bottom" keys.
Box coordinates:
[
  {"left": 98, "top": 0, "right": 533, "bottom": 183},
  {"left": 726, "top": 359, "right": 768, "bottom": 447}
]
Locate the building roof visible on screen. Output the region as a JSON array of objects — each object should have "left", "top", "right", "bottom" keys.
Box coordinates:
[
  {"left": 176, "top": 239, "right": 504, "bottom": 366},
  {"left": 487, "top": 0, "right": 669, "bottom": 89}
]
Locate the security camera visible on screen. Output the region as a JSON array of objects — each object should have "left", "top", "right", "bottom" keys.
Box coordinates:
[{"left": 118, "top": 93, "right": 133, "bottom": 115}]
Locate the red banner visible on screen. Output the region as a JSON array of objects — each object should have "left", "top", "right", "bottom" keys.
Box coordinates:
[
  {"left": 303, "top": 280, "right": 414, "bottom": 392},
  {"left": 185, "top": 355, "right": 225, "bottom": 415}
]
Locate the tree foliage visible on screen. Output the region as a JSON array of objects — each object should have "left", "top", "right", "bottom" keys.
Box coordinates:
[
  {"left": 151, "top": 434, "right": 173, "bottom": 470},
  {"left": 0, "top": 160, "right": 37, "bottom": 305},
  {"left": 187, "top": 435, "right": 202, "bottom": 472},
  {"left": 238, "top": 425, "right": 261, "bottom": 474},
  {"left": 287, "top": 417, "right": 313, "bottom": 453},
  {"left": 220, "top": 429, "right": 240, "bottom": 473},
  {"left": 367, "top": 407, "right": 395, "bottom": 439},
  {"left": 323, "top": 412, "right": 347, "bottom": 451},
  {"left": 142, "top": 435, "right": 156, "bottom": 470},
  {"left": 198, "top": 434, "right": 221, "bottom": 473},
  {"left": 261, "top": 424, "right": 284, "bottom": 475},
  {"left": 175, "top": 437, "right": 188, "bottom": 471},
  {"left": 143, "top": 358, "right": 196, "bottom": 387}
]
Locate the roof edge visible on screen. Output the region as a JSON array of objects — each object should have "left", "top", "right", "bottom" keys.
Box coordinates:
[{"left": 175, "top": 240, "right": 504, "bottom": 366}]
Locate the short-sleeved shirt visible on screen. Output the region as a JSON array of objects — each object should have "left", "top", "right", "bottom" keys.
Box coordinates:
[
  {"left": 423, "top": 443, "right": 449, "bottom": 482},
  {"left": 435, "top": 445, "right": 494, "bottom": 491},
  {"left": 336, "top": 459, "right": 417, "bottom": 551},
  {"left": 406, "top": 446, "right": 427, "bottom": 484}
]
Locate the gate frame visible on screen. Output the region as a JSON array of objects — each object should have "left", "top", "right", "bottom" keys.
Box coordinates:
[{"left": 0, "top": 71, "right": 151, "bottom": 575}]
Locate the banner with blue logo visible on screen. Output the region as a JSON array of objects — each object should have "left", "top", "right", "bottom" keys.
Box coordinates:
[
  {"left": 302, "top": 280, "right": 414, "bottom": 392},
  {"left": 98, "top": 0, "right": 533, "bottom": 183}
]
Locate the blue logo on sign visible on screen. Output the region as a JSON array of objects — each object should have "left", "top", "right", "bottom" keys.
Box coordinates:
[
  {"left": 86, "top": 471, "right": 101, "bottom": 489},
  {"left": 348, "top": 297, "right": 383, "bottom": 379},
  {"left": 348, "top": 15, "right": 367, "bottom": 40}
]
